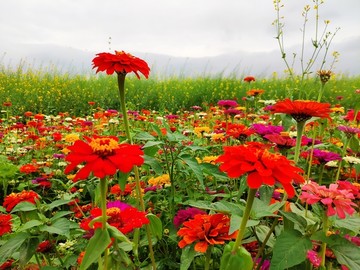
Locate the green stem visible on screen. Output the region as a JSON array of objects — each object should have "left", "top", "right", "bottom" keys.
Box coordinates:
[
  {"left": 205, "top": 245, "right": 212, "bottom": 270},
  {"left": 231, "top": 188, "right": 258, "bottom": 253},
  {"left": 317, "top": 83, "right": 326, "bottom": 102},
  {"left": 99, "top": 178, "right": 109, "bottom": 270},
  {"left": 294, "top": 121, "right": 306, "bottom": 164},
  {"left": 319, "top": 214, "right": 329, "bottom": 268},
  {"left": 117, "top": 72, "right": 156, "bottom": 270},
  {"left": 254, "top": 218, "right": 279, "bottom": 263},
  {"left": 334, "top": 137, "right": 350, "bottom": 182}
]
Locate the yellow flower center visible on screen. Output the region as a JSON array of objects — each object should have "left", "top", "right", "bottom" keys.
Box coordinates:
[
  {"left": 89, "top": 138, "right": 119, "bottom": 157},
  {"left": 106, "top": 207, "right": 121, "bottom": 217}
]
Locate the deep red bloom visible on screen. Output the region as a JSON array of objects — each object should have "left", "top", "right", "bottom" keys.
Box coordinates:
[
  {"left": 3, "top": 190, "right": 40, "bottom": 212},
  {"left": 80, "top": 204, "right": 149, "bottom": 234},
  {"left": 64, "top": 135, "right": 144, "bottom": 181},
  {"left": 92, "top": 50, "right": 150, "bottom": 79},
  {"left": 271, "top": 99, "right": 332, "bottom": 122},
  {"left": 216, "top": 143, "right": 304, "bottom": 198},
  {"left": 177, "top": 213, "right": 237, "bottom": 253},
  {"left": 0, "top": 259, "right": 14, "bottom": 270},
  {"left": 36, "top": 240, "right": 53, "bottom": 253},
  {"left": 243, "top": 76, "right": 256, "bottom": 83},
  {"left": 0, "top": 213, "right": 12, "bottom": 236}
]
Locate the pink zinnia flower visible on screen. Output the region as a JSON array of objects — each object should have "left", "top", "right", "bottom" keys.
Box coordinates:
[{"left": 300, "top": 181, "right": 357, "bottom": 219}]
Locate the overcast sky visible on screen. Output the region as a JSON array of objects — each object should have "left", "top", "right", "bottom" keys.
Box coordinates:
[{"left": 0, "top": 0, "right": 359, "bottom": 75}]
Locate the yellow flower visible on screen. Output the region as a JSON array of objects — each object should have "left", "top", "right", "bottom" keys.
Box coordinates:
[
  {"left": 194, "top": 126, "right": 211, "bottom": 138},
  {"left": 148, "top": 174, "right": 171, "bottom": 186},
  {"left": 197, "top": 155, "right": 219, "bottom": 164},
  {"left": 64, "top": 133, "right": 80, "bottom": 143}
]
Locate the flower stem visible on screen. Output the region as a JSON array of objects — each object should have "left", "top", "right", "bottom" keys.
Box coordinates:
[
  {"left": 232, "top": 188, "right": 257, "bottom": 253},
  {"left": 99, "top": 178, "right": 109, "bottom": 269},
  {"left": 117, "top": 72, "right": 156, "bottom": 269},
  {"left": 205, "top": 246, "right": 212, "bottom": 270},
  {"left": 294, "top": 120, "right": 306, "bottom": 164},
  {"left": 319, "top": 214, "right": 329, "bottom": 268}
]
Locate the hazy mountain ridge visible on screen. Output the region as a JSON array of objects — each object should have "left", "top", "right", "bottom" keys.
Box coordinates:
[{"left": 1, "top": 37, "right": 359, "bottom": 78}]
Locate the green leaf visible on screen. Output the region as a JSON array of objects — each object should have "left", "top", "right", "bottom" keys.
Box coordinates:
[
  {"left": 107, "top": 224, "right": 131, "bottom": 243},
  {"left": 251, "top": 198, "right": 283, "bottom": 219},
  {"left": 0, "top": 232, "right": 29, "bottom": 263},
  {"left": 179, "top": 154, "right": 204, "bottom": 188},
  {"left": 10, "top": 201, "right": 37, "bottom": 213},
  {"left": 200, "top": 162, "right": 228, "bottom": 181},
  {"left": 256, "top": 225, "right": 276, "bottom": 248},
  {"left": 279, "top": 211, "right": 308, "bottom": 232},
  {"left": 144, "top": 154, "right": 164, "bottom": 175},
  {"left": 180, "top": 245, "right": 197, "bottom": 270},
  {"left": 118, "top": 172, "right": 129, "bottom": 193},
  {"left": 270, "top": 229, "right": 312, "bottom": 270},
  {"left": 134, "top": 132, "right": 156, "bottom": 141},
  {"left": 47, "top": 199, "right": 72, "bottom": 210},
  {"left": 50, "top": 211, "right": 74, "bottom": 222},
  {"left": 147, "top": 213, "right": 163, "bottom": 240},
  {"left": 348, "top": 136, "right": 359, "bottom": 152},
  {"left": 18, "top": 237, "right": 39, "bottom": 267},
  {"left": 333, "top": 216, "right": 360, "bottom": 234},
  {"left": 18, "top": 220, "right": 43, "bottom": 231},
  {"left": 328, "top": 234, "right": 360, "bottom": 269},
  {"left": 143, "top": 140, "right": 163, "bottom": 148},
  {"left": 229, "top": 214, "right": 259, "bottom": 235},
  {"left": 80, "top": 229, "right": 111, "bottom": 270}
]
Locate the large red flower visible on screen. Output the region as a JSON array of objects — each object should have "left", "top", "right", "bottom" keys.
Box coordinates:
[
  {"left": 64, "top": 135, "right": 144, "bottom": 181},
  {"left": 3, "top": 190, "right": 40, "bottom": 212},
  {"left": 216, "top": 143, "right": 304, "bottom": 198},
  {"left": 92, "top": 50, "right": 150, "bottom": 79},
  {"left": 271, "top": 99, "right": 332, "bottom": 122},
  {"left": 177, "top": 213, "right": 237, "bottom": 253},
  {"left": 0, "top": 213, "right": 12, "bottom": 236}
]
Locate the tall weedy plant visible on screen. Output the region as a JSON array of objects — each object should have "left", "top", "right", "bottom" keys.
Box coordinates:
[{"left": 272, "top": 0, "right": 340, "bottom": 99}]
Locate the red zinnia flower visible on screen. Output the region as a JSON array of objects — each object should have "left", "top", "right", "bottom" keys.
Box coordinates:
[
  {"left": 177, "top": 213, "right": 237, "bottom": 253},
  {"left": 216, "top": 143, "right": 304, "bottom": 198},
  {"left": 64, "top": 135, "right": 144, "bottom": 181},
  {"left": 80, "top": 203, "right": 149, "bottom": 235},
  {"left": 0, "top": 259, "right": 14, "bottom": 270},
  {"left": 271, "top": 99, "right": 332, "bottom": 122},
  {"left": 225, "top": 123, "right": 255, "bottom": 141},
  {"left": 243, "top": 76, "right": 256, "bottom": 83},
  {"left": 92, "top": 50, "right": 150, "bottom": 79},
  {"left": 36, "top": 240, "right": 53, "bottom": 253},
  {"left": 3, "top": 190, "right": 40, "bottom": 212},
  {"left": 0, "top": 213, "right": 12, "bottom": 236},
  {"left": 19, "top": 164, "right": 38, "bottom": 174}
]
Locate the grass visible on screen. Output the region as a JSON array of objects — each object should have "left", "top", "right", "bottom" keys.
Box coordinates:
[{"left": 1, "top": 64, "right": 360, "bottom": 116}]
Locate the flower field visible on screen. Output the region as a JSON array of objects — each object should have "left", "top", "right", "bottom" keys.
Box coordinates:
[{"left": 0, "top": 51, "right": 360, "bottom": 270}]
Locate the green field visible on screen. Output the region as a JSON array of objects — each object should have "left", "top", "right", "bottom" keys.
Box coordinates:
[{"left": 1, "top": 65, "right": 359, "bottom": 116}]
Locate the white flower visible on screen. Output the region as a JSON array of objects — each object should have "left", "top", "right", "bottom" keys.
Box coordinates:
[{"left": 343, "top": 156, "right": 360, "bottom": 164}]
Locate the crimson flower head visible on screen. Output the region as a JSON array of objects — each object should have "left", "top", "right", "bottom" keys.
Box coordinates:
[
  {"left": 177, "top": 213, "right": 237, "bottom": 253},
  {"left": 65, "top": 135, "right": 144, "bottom": 181},
  {"left": 271, "top": 99, "right": 332, "bottom": 122},
  {"left": 92, "top": 50, "right": 150, "bottom": 79},
  {"left": 3, "top": 190, "right": 40, "bottom": 212},
  {"left": 243, "top": 76, "right": 256, "bottom": 83},
  {"left": 0, "top": 213, "right": 12, "bottom": 236},
  {"left": 216, "top": 143, "right": 304, "bottom": 198}
]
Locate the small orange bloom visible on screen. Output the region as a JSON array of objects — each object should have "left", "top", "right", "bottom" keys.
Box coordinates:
[
  {"left": 177, "top": 213, "right": 237, "bottom": 253},
  {"left": 19, "top": 164, "right": 38, "bottom": 174},
  {"left": 247, "top": 89, "right": 265, "bottom": 96}
]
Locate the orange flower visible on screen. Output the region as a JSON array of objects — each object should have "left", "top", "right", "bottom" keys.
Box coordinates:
[
  {"left": 243, "top": 76, "right": 256, "bottom": 83},
  {"left": 271, "top": 99, "right": 331, "bottom": 122},
  {"left": 3, "top": 190, "right": 40, "bottom": 212},
  {"left": 92, "top": 50, "right": 150, "bottom": 79},
  {"left": 216, "top": 143, "right": 304, "bottom": 198},
  {"left": 64, "top": 135, "right": 144, "bottom": 181},
  {"left": 177, "top": 213, "right": 237, "bottom": 253},
  {"left": 246, "top": 89, "right": 265, "bottom": 96}
]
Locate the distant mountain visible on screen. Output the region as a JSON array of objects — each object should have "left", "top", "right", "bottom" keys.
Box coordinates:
[{"left": 1, "top": 38, "right": 359, "bottom": 78}]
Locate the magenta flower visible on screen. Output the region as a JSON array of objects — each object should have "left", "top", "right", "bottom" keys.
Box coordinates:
[
  {"left": 251, "top": 124, "right": 284, "bottom": 136},
  {"left": 307, "top": 250, "right": 321, "bottom": 267},
  {"left": 312, "top": 149, "right": 342, "bottom": 163},
  {"left": 217, "top": 100, "right": 238, "bottom": 109},
  {"left": 173, "top": 207, "right": 206, "bottom": 228}
]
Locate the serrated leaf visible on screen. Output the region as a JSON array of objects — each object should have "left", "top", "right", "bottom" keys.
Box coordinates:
[
  {"left": 179, "top": 154, "right": 204, "bottom": 188},
  {"left": 0, "top": 232, "right": 29, "bottom": 263},
  {"left": 50, "top": 211, "right": 74, "bottom": 222},
  {"left": 329, "top": 235, "right": 360, "bottom": 270},
  {"left": 10, "top": 202, "right": 37, "bottom": 213},
  {"left": 229, "top": 214, "right": 259, "bottom": 235},
  {"left": 18, "top": 220, "right": 43, "bottom": 231},
  {"left": 134, "top": 132, "right": 156, "bottom": 141},
  {"left": 47, "top": 199, "right": 72, "bottom": 210}
]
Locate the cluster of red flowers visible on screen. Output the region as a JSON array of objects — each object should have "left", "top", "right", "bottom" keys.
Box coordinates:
[
  {"left": 216, "top": 142, "right": 305, "bottom": 198},
  {"left": 3, "top": 190, "right": 40, "bottom": 212},
  {"left": 177, "top": 213, "right": 237, "bottom": 253}
]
